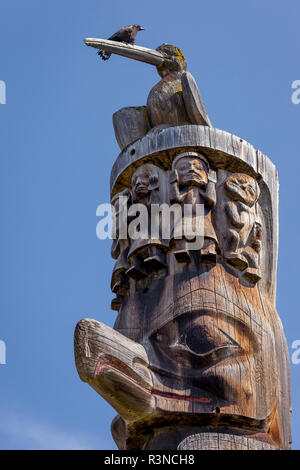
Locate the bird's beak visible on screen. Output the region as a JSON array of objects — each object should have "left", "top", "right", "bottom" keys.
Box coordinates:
[
  {"left": 139, "top": 27, "right": 145, "bottom": 30},
  {"left": 84, "top": 38, "right": 164, "bottom": 66}
]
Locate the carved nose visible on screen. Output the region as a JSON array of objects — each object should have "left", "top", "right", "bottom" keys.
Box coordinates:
[
  {"left": 136, "top": 177, "right": 145, "bottom": 187},
  {"left": 188, "top": 165, "right": 197, "bottom": 173}
]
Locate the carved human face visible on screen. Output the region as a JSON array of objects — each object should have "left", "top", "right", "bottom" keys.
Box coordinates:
[
  {"left": 143, "top": 270, "right": 279, "bottom": 433},
  {"left": 131, "top": 165, "right": 158, "bottom": 202},
  {"left": 224, "top": 174, "right": 260, "bottom": 206},
  {"left": 175, "top": 157, "right": 208, "bottom": 187}
]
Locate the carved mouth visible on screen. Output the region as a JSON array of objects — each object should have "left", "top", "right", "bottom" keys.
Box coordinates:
[
  {"left": 135, "top": 185, "right": 148, "bottom": 193},
  {"left": 185, "top": 171, "right": 201, "bottom": 178},
  {"left": 182, "top": 172, "right": 206, "bottom": 185},
  {"left": 94, "top": 356, "right": 214, "bottom": 405},
  {"left": 151, "top": 389, "right": 212, "bottom": 404}
]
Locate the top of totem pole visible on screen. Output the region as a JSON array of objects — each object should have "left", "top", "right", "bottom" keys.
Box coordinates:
[
  {"left": 84, "top": 35, "right": 279, "bottom": 305},
  {"left": 84, "top": 38, "right": 213, "bottom": 146}
]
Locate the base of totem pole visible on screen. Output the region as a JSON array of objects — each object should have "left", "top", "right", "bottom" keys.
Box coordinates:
[{"left": 112, "top": 415, "right": 278, "bottom": 450}]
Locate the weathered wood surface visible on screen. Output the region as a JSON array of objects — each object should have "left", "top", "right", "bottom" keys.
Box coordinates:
[
  {"left": 75, "top": 144, "right": 290, "bottom": 449},
  {"left": 112, "top": 76, "right": 213, "bottom": 151},
  {"left": 113, "top": 107, "right": 151, "bottom": 151},
  {"left": 74, "top": 131, "right": 290, "bottom": 449},
  {"left": 90, "top": 43, "right": 213, "bottom": 150},
  {"left": 75, "top": 136, "right": 291, "bottom": 448},
  {"left": 109, "top": 126, "right": 278, "bottom": 306},
  {"left": 182, "top": 72, "right": 212, "bottom": 127},
  {"left": 177, "top": 433, "right": 278, "bottom": 450},
  {"left": 146, "top": 72, "right": 191, "bottom": 129},
  {"left": 111, "top": 126, "right": 265, "bottom": 195},
  {"left": 112, "top": 262, "right": 290, "bottom": 447},
  {"left": 74, "top": 319, "right": 154, "bottom": 423},
  {"left": 84, "top": 38, "right": 165, "bottom": 66}
]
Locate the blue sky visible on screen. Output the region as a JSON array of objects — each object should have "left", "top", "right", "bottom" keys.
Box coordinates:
[{"left": 0, "top": 0, "right": 299, "bottom": 449}]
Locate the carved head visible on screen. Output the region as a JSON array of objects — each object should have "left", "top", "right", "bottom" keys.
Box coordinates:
[
  {"left": 172, "top": 152, "right": 209, "bottom": 187},
  {"left": 156, "top": 44, "right": 187, "bottom": 78},
  {"left": 131, "top": 164, "right": 159, "bottom": 202},
  {"left": 224, "top": 173, "right": 260, "bottom": 206}
]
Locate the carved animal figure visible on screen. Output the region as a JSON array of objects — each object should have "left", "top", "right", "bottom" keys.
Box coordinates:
[
  {"left": 146, "top": 44, "right": 211, "bottom": 129},
  {"left": 222, "top": 173, "right": 260, "bottom": 271}
]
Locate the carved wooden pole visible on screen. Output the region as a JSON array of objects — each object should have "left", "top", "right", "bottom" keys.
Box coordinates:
[{"left": 74, "top": 39, "right": 291, "bottom": 450}]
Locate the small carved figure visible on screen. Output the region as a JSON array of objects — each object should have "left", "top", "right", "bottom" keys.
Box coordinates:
[
  {"left": 241, "top": 220, "right": 262, "bottom": 283},
  {"left": 170, "top": 152, "right": 217, "bottom": 263},
  {"left": 126, "top": 164, "right": 169, "bottom": 280},
  {"left": 110, "top": 189, "right": 131, "bottom": 311},
  {"left": 222, "top": 173, "right": 261, "bottom": 271}
]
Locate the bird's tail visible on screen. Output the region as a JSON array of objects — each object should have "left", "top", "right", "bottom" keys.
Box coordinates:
[{"left": 97, "top": 50, "right": 111, "bottom": 61}]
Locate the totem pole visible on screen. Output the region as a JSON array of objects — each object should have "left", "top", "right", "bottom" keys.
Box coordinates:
[{"left": 74, "top": 37, "right": 292, "bottom": 450}]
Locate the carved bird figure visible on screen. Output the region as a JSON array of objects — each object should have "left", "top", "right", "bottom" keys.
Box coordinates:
[
  {"left": 98, "top": 25, "right": 145, "bottom": 60},
  {"left": 84, "top": 37, "right": 212, "bottom": 147}
]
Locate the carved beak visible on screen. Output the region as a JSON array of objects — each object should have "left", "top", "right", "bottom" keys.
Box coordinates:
[
  {"left": 84, "top": 38, "right": 165, "bottom": 66},
  {"left": 74, "top": 319, "right": 155, "bottom": 422}
]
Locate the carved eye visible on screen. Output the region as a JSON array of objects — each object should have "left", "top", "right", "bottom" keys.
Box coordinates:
[
  {"left": 178, "top": 163, "right": 188, "bottom": 170},
  {"left": 227, "top": 182, "right": 239, "bottom": 191},
  {"left": 182, "top": 324, "right": 240, "bottom": 358},
  {"left": 184, "top": 325, "right": 219, "bottom": 355},
  {"left": 149, "top": 314, "right": 255, "bottom": 372},
  {"left": 154, "top": 321, "right": 243, "bottom": 368}
]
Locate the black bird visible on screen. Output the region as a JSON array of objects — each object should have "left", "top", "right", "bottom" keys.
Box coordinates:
[{"left": 98, "top": 24, "right": 145, "bottom": 60}]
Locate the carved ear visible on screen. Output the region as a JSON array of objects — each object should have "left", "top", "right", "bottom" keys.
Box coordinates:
[
  {"left": 148, "top": 175, "right": 159, "bottom": 190},
  {"left": 170, "top": 169, "right": 178, "bottom": 183}
]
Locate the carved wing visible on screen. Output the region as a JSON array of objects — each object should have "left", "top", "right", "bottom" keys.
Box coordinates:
[{"left": 181, "top": 71, "right": 212, "bottom": 127}]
